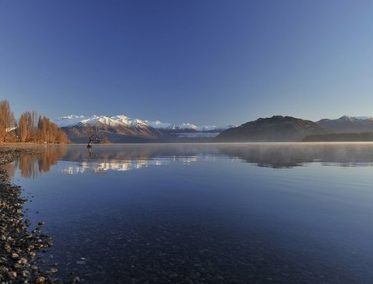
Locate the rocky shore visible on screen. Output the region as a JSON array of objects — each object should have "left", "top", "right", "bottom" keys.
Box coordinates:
[{"left": 0, "top": 147, "right": 70, "bottom": 284}]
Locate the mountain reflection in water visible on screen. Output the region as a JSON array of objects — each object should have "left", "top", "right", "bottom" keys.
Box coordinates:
[
  {"left": 60, "top": 157, "right": 199, "bottom": 175},
  {"left": 9, "top": 143, "right": 373, "bottom": 178},
  {"left": 9, "top": 143, "right": 373, "bottom": 283}
]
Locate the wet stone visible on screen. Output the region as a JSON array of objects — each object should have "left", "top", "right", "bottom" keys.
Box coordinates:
[{"left": 0, "top": 148, "right": 64, "bottom": 284}]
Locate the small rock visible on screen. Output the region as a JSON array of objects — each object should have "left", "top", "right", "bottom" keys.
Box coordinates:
[
  {"left": 22, "top": 270, "right": 31, "bottom": 278},
  {"left": 18, "top": 257, "right": 28, "bottom": 264},
  {"left": 8, "top": 270, "right": 17, "bottom": 279},
  {"left": 11, "top": 252, "right": 19, "bottom": 259},
  {"left": 36, "top": 276, "right": 46, "bottom": 284}
]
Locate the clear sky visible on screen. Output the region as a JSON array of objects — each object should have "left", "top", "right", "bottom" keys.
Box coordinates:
[{"left": 0, "top": 0, "right": 372, "bottom": 125}]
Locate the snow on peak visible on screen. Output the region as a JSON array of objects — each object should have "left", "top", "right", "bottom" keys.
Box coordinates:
[
  {"left": 145, "top": 120, "right": 172, "bottom": 129},
  {"left": 177, "top": 123, "right": 198, "bottom": 130},
  {"left": 339, "top": 115, "right": 373, "bottom": 121},
  {"left": 54, "top": 114, "right": 232, "bottom": 132},
  {"left": 54, "top": 115, "right": 88, "bottom": 127}
]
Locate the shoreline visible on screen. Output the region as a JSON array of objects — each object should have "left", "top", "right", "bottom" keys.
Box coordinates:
[
  {"left": 0, "top": 140, "right": 373, "bottom": 146},
  {"left": 4, "top": 141, "right": 373, "bottom": 146},
  {"left": 0, "top": 148, "right": 66, "bottom": 284}
]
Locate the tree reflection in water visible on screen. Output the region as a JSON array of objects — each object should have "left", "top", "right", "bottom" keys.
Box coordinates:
[
  {"left": 14, "top": 146, "right": 68, "bottom": 178},
  {"left": 9, "top": 143, "right": 373, "bottom": 178}
]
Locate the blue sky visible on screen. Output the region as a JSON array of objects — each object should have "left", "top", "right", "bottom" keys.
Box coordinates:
[{"left": 0, "top": 0, "right": 372, "bottom": 125}]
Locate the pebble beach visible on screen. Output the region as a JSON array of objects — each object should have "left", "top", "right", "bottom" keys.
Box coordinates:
[{"left": 0, "top": 147, "right": 76, "bottom": 284}]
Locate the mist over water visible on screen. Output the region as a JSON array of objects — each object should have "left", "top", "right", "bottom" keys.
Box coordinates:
[
  {"left": 9, "top": 143, "right": 373, "bottom": 177},
  {"left": 8, "top": 143, "right": 373, "bottom": 283}
]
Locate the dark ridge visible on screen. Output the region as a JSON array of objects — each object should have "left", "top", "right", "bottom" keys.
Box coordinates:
[{"left": 216, "top": 115, "right": 328, "bottom": 142}]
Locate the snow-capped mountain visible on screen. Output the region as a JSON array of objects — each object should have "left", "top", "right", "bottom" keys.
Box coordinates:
[
  {"left": 54, "top": 114, "right": 233, "bottom": 143},
  {"left": 317, "top": 116, "right": 373, "bottom": 133},
  {"left": 54, "top": 114, "right": 230, "bottom": 132},
  {"left": 54, "top": 115, "right": 148, "bottom": 128},
  {"left": 337, "top": 115, "right": 373, "bottom": 121}
]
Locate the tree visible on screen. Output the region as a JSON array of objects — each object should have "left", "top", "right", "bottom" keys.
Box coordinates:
[
  {"left": 36, "top": 115, "right": 70, "bottom": 144},
  {"left": 38, "top": 116, "right": 48, "bottom": 143},
  {"left": 18, "top": 112, "right": 32, "bottom": 142},
  {"left": 0, "top": 100, "right": 16, "bottom": 142},
  {"left": 18, "top": 111, "right": 38, "bottom": 142},
  {"left": 4, "top": 106, "right": 70, "bottom": 144}
]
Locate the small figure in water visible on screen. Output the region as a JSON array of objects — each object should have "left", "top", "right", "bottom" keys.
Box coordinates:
[{"left": 87, "top": 137, "right": 93, "bottom": 156}]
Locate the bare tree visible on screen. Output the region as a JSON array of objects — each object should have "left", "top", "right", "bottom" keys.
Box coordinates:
[
  {"left": 18, "top": 112, "right": 31, "bottom": 142},
  {"left": 0, "top": 100, "right": 16, "bottom": 142},
  {"left": 36, "top": 115, "right": 70, "bottom": 144}
]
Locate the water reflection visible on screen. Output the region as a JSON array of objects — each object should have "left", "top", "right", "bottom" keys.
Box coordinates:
[
  {"left": 7, "top": 146, "right": 67, "bottom": 178},
  {"left": 12, "top": 143, "right": 373, "bottom": 283},
  {"left": 216, "top": 143, "right": 373, "bottom": 168},
  {"left": 11, "top": 143, "right": 373, "bottom": 178},
  {"left": 55, "top": 145, "right": 212, "bottom": 175},
  {"left": 60, "top": 157, "right": 199, "bottom": 175}
]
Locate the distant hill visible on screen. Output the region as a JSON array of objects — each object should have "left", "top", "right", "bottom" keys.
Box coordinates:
[
  {"left": 317, "top": 116, "right": 373, "bottom": 133},
  {"left": 216, "top": 116, "right": 327, "bottom": 142}
]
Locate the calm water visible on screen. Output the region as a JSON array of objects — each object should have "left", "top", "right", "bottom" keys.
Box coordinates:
[{"left": 8, "top": 143, "right": 373, "bottom": 283}]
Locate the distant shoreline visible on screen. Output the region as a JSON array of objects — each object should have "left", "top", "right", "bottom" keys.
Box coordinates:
[{"left": 4, "top": 141, "right": 373, "bottom": 147}]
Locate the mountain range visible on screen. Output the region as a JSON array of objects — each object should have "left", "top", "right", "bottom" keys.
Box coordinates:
[
  {"left": 54, "top": 115, "right": 227, "bottom": 131},
  {"left": 217, "top": 115, "right": 373, "bottom": 142},
  {"left": 55, "top": 114, "right": 373, "bottom": 143},
  {"left": 317, "top": 116, "right": 373, "bottom": 133},
  {"left": 54, "top": 115, "right": 232, "bottom": 143},
  {"left": 216, "top": 116, "right": 327, "bottom": 142}
]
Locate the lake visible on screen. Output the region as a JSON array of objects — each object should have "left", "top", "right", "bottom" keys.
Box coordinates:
[{"left": 8, "top": 143, "right": 373, "bottom": 283}]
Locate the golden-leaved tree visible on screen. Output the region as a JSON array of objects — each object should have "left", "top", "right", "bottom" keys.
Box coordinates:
[
  {"left": 18, "top": 111, "right": 38, "bottom": 142},
  {"left": 0, "top": 99, "right": 69, "bottom": 144},
  {"left": 37, "top": 116, "right": 69, "bottom": 144},
  {"left": 0, "top": 100, "right": 16, "bottom": 142}
]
